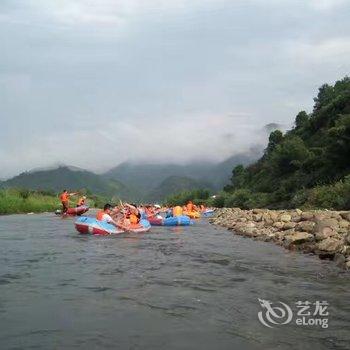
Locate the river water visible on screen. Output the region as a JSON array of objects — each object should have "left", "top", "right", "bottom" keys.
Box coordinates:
[{"left": 0, "top": 213, "right": 349, "bottom": 350}]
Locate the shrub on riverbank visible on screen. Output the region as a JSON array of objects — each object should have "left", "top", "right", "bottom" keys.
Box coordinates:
[
  {"left": 0, "top": 188, "right": 110, "bottom": 214},
  {"left": 211, "top": 175, "right": 350, "bottom": 210},
  {"left": 292, "top": 175, "right": 350, "bottom": 210},
  {"left": 0, "top": 189, "right": 59, "bottom": 214}
]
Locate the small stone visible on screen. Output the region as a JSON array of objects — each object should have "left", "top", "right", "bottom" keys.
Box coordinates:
[
  {"left": 270, "top": 212, "right": 279, "bottom": 221},
  {"left": 341, "top": 245, "right": 350, "bottom": 255},
  {"left": 314, "top": 213, "right": 330, "bottom": 221},
  {"left": 253, "top": 214, "right": 262, "bottom": 222},
  {"left": 284, "top": 231, "right": 313, "bottom": 245},
  {"left": 340, "top": 212, "right": 350, "bottom": 221},
  {"left": 273, "top": 221, "right": 285, "bottom": 229},
  {"left": 313, "top": 219, "right": 339, "bottom": 241},
  {"left": 280, "top": 214, "right": 292, "bottom": 222},
  {"left": 296, "top": 221, "right": 315, "bottom": 233},
  {"left": 344, "top": 233, "right": 350, "bottom": 245},
  {"left": 314, "top": 227, "right": 337, "bottom": 241},
  {"left": 291, "top": 215, "right": 302, "bottom": 223},
  {"left": 283, "top": 222, "right": 296, "bottom": 230},
  {"left": 301, "top": 212, "right": 314, "bottom": 221},
  {"left": 316, "top": 237, "right": 342, "bottom": 253},
  {"left": 339, "top": 220, "right": 349, "bottom": 229}
]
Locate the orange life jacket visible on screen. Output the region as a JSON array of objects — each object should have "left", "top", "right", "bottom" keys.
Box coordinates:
[
  {"left": 60, "top": 192, "right": 69, "bottom": 202},
  {"left": 186, "top": 202, "right": 194, "bottom": 212},
  {"left": 96, "top": 210, "right": 105, "bottom": 221},
  {"left": 129, "top": 213, "right": 139, "bottom": 225},
  {"left": 173, "top": 206, "right": 183, "bottom": 217}
]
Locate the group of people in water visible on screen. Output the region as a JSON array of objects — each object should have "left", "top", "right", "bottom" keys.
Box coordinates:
[{"left": 59, "top": 189, "right": 208, "bottom": 229}]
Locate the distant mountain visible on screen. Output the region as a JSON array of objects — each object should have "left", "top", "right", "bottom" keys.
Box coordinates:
[
  {"left": 104, "top": 152, "right": 259, "bottom": 195},
  {"left": 1, "top": 166, "right": 137, "bottom": 200},
  {"left": 147, "top": 176, "right": 214, "bottom": 202},
  {"left": 1, "top": 151, "right": 259, "bottom": 203},
  {"left": 200, "top": 152, "right": 260, "bottom": 188}
]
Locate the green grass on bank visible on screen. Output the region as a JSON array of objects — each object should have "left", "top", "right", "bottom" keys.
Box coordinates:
[
  {"left": 0, "top": 188, "right": 113, "bottom": 215},
  {"left": 0, "top": 189, "right": 59, "bottom": 215}
]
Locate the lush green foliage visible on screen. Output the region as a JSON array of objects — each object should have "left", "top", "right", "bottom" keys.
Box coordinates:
[
  {"left": 165, "top": 189, "right": 212, "bottom": 206},
  {"left": 291, "top": 175, "right": 350, "bottom": 210},
  {"left": 0, "top": 189, "right": 59, "bottom": 214},
  {"left": 0, "top": 188, "right": 110, "bottom": 215},
  {"left": 223, "top": 77, "right": 350, "bottom": 210}
]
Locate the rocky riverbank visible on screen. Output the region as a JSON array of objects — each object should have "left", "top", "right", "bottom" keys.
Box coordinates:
[{"left": 209, "top": 208, "right": 350, "bottom": 269}]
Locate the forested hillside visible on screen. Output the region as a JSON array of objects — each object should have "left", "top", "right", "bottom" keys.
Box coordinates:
[
  {"left": 220, "top": 77, "right": 350, "bottom": 210},
  {"left": 1, "top": 166, "right": 137, "bottom": 201}
]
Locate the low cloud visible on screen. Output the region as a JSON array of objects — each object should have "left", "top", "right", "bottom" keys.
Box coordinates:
[{"left": 0, "top": 0, "right": 349, "bottom": 178}]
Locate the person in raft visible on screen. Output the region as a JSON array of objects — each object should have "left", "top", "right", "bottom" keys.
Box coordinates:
[
  {"left": 186, "top": 201, "right": 194, "bottom": 212},
  {"left": 59, "top": 189, "right": 77, "bottom": 214},
  {"left": 76, "top": 195, "right": 87, "bottom": 207},
  {"left": 96, "top": 204, "right": 122, "bottom": 228},
  {"left": 124, "top": 203, "right": 141, "bottom": 225}
]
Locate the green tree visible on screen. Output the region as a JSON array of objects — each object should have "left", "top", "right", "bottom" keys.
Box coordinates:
[
  {"left": 313, "top": 84, "right": 334, "bottom": 111},
  {"left": 265, "top": 130, "right": 284, "bottom": 155},
  {"left": 295, "top": 111, "right": 309, "bottom": 128},
  {"left": 270, "top": 136, "right": 310, "bottom": 175},
  {"left": 229, "top": 165, "right": 248, "bottom": 190}
]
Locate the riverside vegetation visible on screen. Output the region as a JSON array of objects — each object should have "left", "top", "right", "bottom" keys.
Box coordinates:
[
  {"left": 0, "top": 189, "right": 108, "bottom": 215},
  {"left": 214, "top": 77, "right": 350, "bottom": 210},
  {"left": 0, "top": 189, "right": 59, "bottom": 215}
]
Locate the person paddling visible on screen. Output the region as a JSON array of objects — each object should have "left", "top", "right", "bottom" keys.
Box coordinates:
[
  {"left": 124, "top": 203, "right": 141, "bottom": 225},
  {"left": 96, "top": 203, "right": 127, "bottom": 230},
  {"left": 59, "top": 189, "right": 77, "bottom": 214}
]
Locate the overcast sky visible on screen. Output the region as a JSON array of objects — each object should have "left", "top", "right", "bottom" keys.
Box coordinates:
[{"left": 1, "top": 0, "right": 349, "bottom": 178}]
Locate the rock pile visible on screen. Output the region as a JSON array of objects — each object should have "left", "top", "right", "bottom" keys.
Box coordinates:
[{"left": 209, "top": 208, "right": 350, "bottom": 269}]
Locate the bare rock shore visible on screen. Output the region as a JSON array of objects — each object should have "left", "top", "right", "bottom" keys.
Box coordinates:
[{"left": 209, "top": 208, "right": 350, "bottom": 269}]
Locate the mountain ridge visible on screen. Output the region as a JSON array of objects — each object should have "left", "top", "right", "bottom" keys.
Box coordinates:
[{"left": 1, "top": 152, "right": 259, "bottom": 202}]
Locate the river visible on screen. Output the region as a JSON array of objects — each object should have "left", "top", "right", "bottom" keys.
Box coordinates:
[{"left": 0, "top": 213, "right": 349, "bottom": 349}]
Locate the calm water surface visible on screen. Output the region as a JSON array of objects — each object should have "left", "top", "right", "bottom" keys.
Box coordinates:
[{"left": 0, "top": 213, "right": 349, "bottom": 349}]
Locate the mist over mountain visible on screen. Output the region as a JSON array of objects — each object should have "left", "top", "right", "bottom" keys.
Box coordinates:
[
  {"left": 1, "top": 166, "right": 137, "bottom": 200},
  {"left": 104, "top": 151, "right": 260, "bottom": 196},
  {"left": 146, "top": 176, "right": 213, "bottom": 203},
  {"left": 1, "top": 151, "right": 259, "bottom": 202}
]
